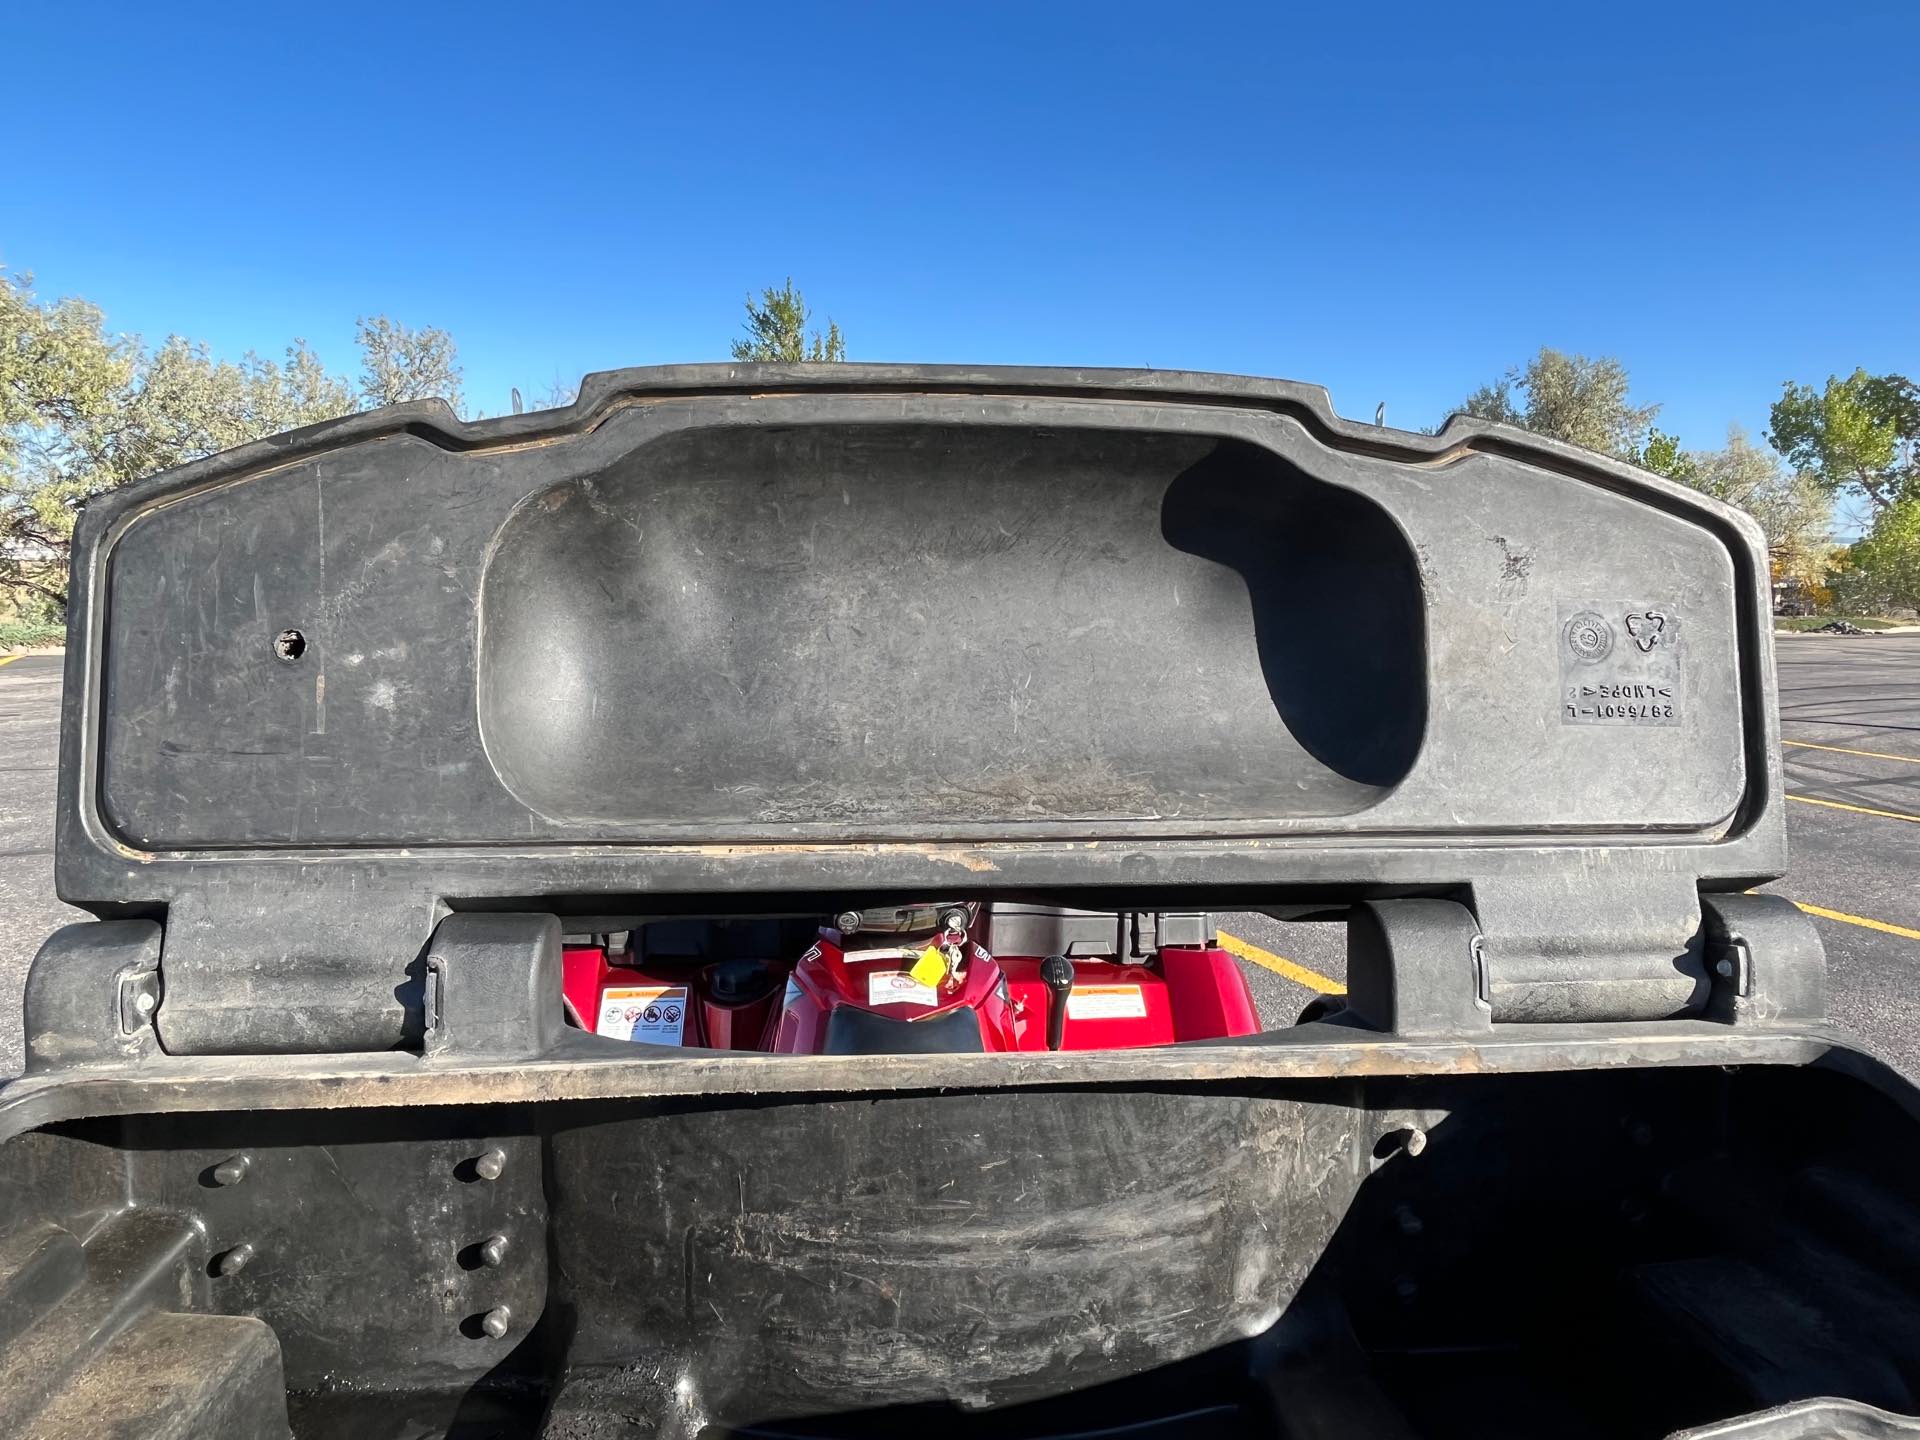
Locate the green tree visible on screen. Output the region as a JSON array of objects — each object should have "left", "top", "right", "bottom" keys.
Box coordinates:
[
  {"left": 730, "top": 278, "right": 845, "bottom": 363},
  {"left": 1634, "top": 427, "right": 1697, "bottom": 484},
  {"left": 1459, "top": 348, "right": 1659, "bottom": 460},
  {"left": 1830, "top": 496, "right": 1920, "bottom": 613},
  {"left": 1682, "top": 427, "right": 1830, "bottom": 584},
  {"left": 1625, "top": 422, "right": 1829, "bottom": 584},
  {"left": 356, "top": 315, "right": 464, "bottom": 411},
  {"left": 2, "top": 275, "right": 133, "bottom": 612},
  {"left": 1767, "top": 369, "right": 1919, "bottom": 512},
  {"left": 2, "top": 266, "right": 463, "bottom": 615}
]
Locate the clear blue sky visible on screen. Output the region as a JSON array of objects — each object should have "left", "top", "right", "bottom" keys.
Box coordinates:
[{"left": 4, "top": 1, "right": 1915, "bottom": 447}]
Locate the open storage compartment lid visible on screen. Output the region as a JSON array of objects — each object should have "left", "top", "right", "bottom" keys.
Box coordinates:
[{"left": 53, "top": 365, "right": 1788, "bottom": 1049}]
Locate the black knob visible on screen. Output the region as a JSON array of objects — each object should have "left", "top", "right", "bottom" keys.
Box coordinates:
[{"left": 1040, "top": 954, "right": 1074, "bottom": 1051}]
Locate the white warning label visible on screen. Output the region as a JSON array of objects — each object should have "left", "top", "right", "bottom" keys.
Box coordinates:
[
  {"left": 1066, "top": 984, "right": 1148, "bottom": 1020},
  {"left": 867, "top": 971, "right": 939, "bottom": 1008},
  {"left": 597, "top": 985, "right": 689, "bottom": 1045}
]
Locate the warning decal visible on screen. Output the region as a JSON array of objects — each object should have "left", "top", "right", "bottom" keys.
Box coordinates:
[
  {"left": 867, "top": 971, "right": 940, "bottom": 1008},
  {"left": 597, "top": 985, "right": 689, "bottom": 1045},
  {"left": 1066, "top": 984, "right": 1148, "bottom": 1021}
]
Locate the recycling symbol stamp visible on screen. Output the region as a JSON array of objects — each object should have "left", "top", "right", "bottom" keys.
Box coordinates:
[
  {"left": 1558, "top": 601, "right": 1680, "bottom": 727},
  {"left": 1563, "top": 611, "right": 1616, "bottom": 663}
]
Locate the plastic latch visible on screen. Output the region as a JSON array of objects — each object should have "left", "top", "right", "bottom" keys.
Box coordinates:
[
  {"left": 1712, "top": 937, "right": 1753, "bottom": 998},
  {"left": 116, "top": 967, "right": 162, "bottom": 1037}
]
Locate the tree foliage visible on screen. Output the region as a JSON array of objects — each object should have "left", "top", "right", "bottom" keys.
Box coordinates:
[
  {"left": 1, "top": 267, "right": 462, "bottom": 615},
  {"left": 1459, "top": 348, "right": 1659, "bottom": 460},
  {"left": 1634, "top": 424, "right": 1830, "bottom": 582},
  {"left": 529, "top": 376, "right": 579, "bottom": 410},
  {"left": 1634, "top": 427, "right": 1697, "bottom": 484},
  {"left": 356, "top": 315, "right": 463, "bottom": 411},
  {"left": 1457, "top": 351, "right": 1842, "bottom": 589},
  {"left": 1683, "top": 428, "right": 1831, "bottom": 583},
  {"left": 1829, "top": 497, "right": 1920, "bottom": 613},
  {"left": 730, "top": 278, "right": 845, "bottom": 363},
  {"left": 1767, "top": 368, "right": 1919, "bottom": 512}
]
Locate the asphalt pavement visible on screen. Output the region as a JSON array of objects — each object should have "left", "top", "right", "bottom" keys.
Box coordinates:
[
  {"left": 1758, "top": 635, "right": 1920, "bottom": 1072},
  {"left": 0, "top": 654, "right": 83, "bottom": 1077},
  {"left": 1, "top": 637, "right": 1916, "bottom": 1076}
]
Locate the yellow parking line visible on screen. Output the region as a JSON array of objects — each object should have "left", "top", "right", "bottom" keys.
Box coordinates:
[
  {"left": 1787, "top": 793, "right": 1920, "bottom": 824},
  {"left": 1784, "top": 739, "right": 1920, "bottom": 766},
  {"left": 1792, "top": 902, "right": 1920, "bottom": 943},
  {"left": 0, "top": 655, "right": 19, "bottom": 668},
  {"left": 1216, "top": 930, "right": 1345, "bottom": 995}
]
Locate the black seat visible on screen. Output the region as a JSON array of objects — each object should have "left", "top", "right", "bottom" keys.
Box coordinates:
[{"left": 822, "top": 1005, "right": 985, "bottom": 1055}]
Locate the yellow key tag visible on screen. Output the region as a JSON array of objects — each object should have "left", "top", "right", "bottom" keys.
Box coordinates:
[{"left": 909, "top": 945, "right": 947, "bottom": 988}]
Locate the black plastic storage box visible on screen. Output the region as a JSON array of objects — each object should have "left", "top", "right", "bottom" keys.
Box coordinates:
[{"left": 3, "top": 366, "right": 1915, "bottom": 1439}]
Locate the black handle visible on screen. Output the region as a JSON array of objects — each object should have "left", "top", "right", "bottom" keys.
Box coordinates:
[{"left": 1040, "top": 954, "right": 1074, "bottom": 1051}]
